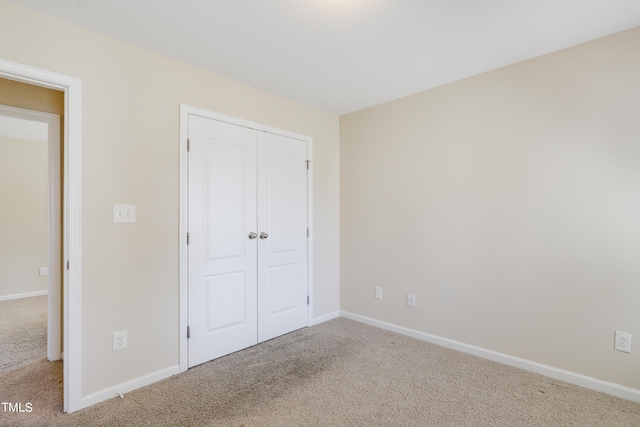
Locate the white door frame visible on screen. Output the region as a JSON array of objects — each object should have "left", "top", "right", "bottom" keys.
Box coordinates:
[
  {"left": 179, "top": 103, "right": 313, "bottom": 372},
  {"left": 0, "top": 104, "right": 61, "bottom": 361},
  {"left": 0, "top": 58, "right": 83, "bottom": 414}
]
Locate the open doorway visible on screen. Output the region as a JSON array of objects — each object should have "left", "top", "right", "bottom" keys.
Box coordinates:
[
  {"left": 0, "top": 60, "right": 81, "bottom": 413},
  {"left": 0, "top": 105, "right": 61, "bottom": 373}
]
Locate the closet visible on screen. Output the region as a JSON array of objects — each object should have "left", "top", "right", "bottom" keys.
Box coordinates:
[{"left": 187, "top": 114, "right": 309, "bottom": 367}]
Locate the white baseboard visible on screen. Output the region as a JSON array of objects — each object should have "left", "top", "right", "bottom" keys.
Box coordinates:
[
  {"left": 311, "top": 310, "right": 340, "bottom": 325},
  {"left": 80, "top": 365, "right": 180, "bottom": 409},
  {"left": 0, "top": 290, "right": 47, "bottom": 302},
  {"left": 341, "top": 311, "right": 640, "bottom": 403}
]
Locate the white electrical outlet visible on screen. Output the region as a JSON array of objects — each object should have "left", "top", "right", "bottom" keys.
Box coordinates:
[
  {"left": 407, "top": 293, "right": 416, "bottom": 307},
  {"left": 39, "top": 267, "right": 48, "bottom": 276},
  {"left": 614, "top": 331, "right": 631, "bottom": 353},
  {"left": 113, "top": 330, "right": 128, "bottom": 351},
  {"left": 375, "top": 287, "right": 382, "bottom": 300}
]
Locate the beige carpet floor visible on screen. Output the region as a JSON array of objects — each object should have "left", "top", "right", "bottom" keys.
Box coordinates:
[
  {"left": 2, "top": 318, "right": 640, "bottom": 426},
  {"left": 0, "top": 296, "right": 47, "bottom": 374}
]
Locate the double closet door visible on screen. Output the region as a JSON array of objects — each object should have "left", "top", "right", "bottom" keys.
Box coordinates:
[{"left": 187, "top": 115, "right": 309, "bottom": 368}]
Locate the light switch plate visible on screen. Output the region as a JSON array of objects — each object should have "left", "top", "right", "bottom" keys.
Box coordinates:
[{"left": 113, "top": 204, "right": 136, "bottom": 223}]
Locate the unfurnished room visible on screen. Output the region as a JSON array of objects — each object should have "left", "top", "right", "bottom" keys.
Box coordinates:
[{"left": 1, "top": 0, "right": 639, "bottom": 425}]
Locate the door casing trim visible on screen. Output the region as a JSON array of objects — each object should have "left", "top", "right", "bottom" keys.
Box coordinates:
[
  {"left": 0, "top": 58, "right": 82, "bottom": 413},
  {"left": 178, "top": 103, "right": 313, "bottom": 372}
]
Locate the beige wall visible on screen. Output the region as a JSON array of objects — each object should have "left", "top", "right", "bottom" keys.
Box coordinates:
[
  {"left": 0, "top": 136, "right": 48, "bottom": 297},
  {"left": 0, "top": 1, "right": 340, "bottom": 397},
  {"left": 341, "top": 26, "right": 640, "bottom": 390}
]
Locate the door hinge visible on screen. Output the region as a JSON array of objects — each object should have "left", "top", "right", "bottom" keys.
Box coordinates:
[
  {"left": 187, "top": 139, "right": 191, "bottom": 152},
  {"left": 307, "top": 228, "right": 309, "bottom": 238},
  {"left": 187, "top": 232, "right": 190, "bottom": 245},
  {"left": 66, "top": 260, "right": 70, "bottom": 270},
  {"left": 306, "top": 160, "right": 310, "bottom": 170},
  {"left": 307, "top": 295, "right": 310, "bottom": 305},
  {"left": 187, "top": 326, "right": 190, "bottom": 338}
]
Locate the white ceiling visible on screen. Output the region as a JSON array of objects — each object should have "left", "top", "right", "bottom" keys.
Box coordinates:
[{"left": 8, "top": 0, "right": 640, "bottom": 114}]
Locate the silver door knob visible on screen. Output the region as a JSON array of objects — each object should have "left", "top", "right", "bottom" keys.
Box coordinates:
[
  {"left": 259, "top": 232, "right": 269, "bottom": 239},
  {"left": 248, "top": 232, "right": 257, "bottom": 239}
]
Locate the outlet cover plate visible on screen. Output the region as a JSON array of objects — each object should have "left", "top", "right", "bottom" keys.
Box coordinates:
[
  {"left": 407, "top": 293, "right": 416, "bottom": 307},
  {"left": 614, "top": 330, "right": 631, "bottom": 353},
  {"left": 375, "top": 287, "right": 382, "bottom": 300},
  {"left": 113, "top": 330, "right": 128, "bottom": 351}
]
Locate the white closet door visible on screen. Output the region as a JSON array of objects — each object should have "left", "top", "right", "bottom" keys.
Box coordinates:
[
  {"left": 257, "top": 132, "right": 308, "bottom": 342},
  {"left": 188, "top": 115, "right": 258, "bottom": 367}
]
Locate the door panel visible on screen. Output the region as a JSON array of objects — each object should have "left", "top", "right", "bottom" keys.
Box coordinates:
[
  {"left": 206, "top": 141, "right": 247, "bottom": 259},
  {"left": 188, "top": 115, "right": 258, "bottom": 368},
  {"left": 268, "top": 150, "right": 298, "bottom": 253},
  {"left": 206, "top": 272, "right": 246, "bottom": 330},
  {"left": 257, "top": 132, "right": 308, "bottom": 342},
  {"left": 269, "top": 264, "right": 299, "bottom": 313}
]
